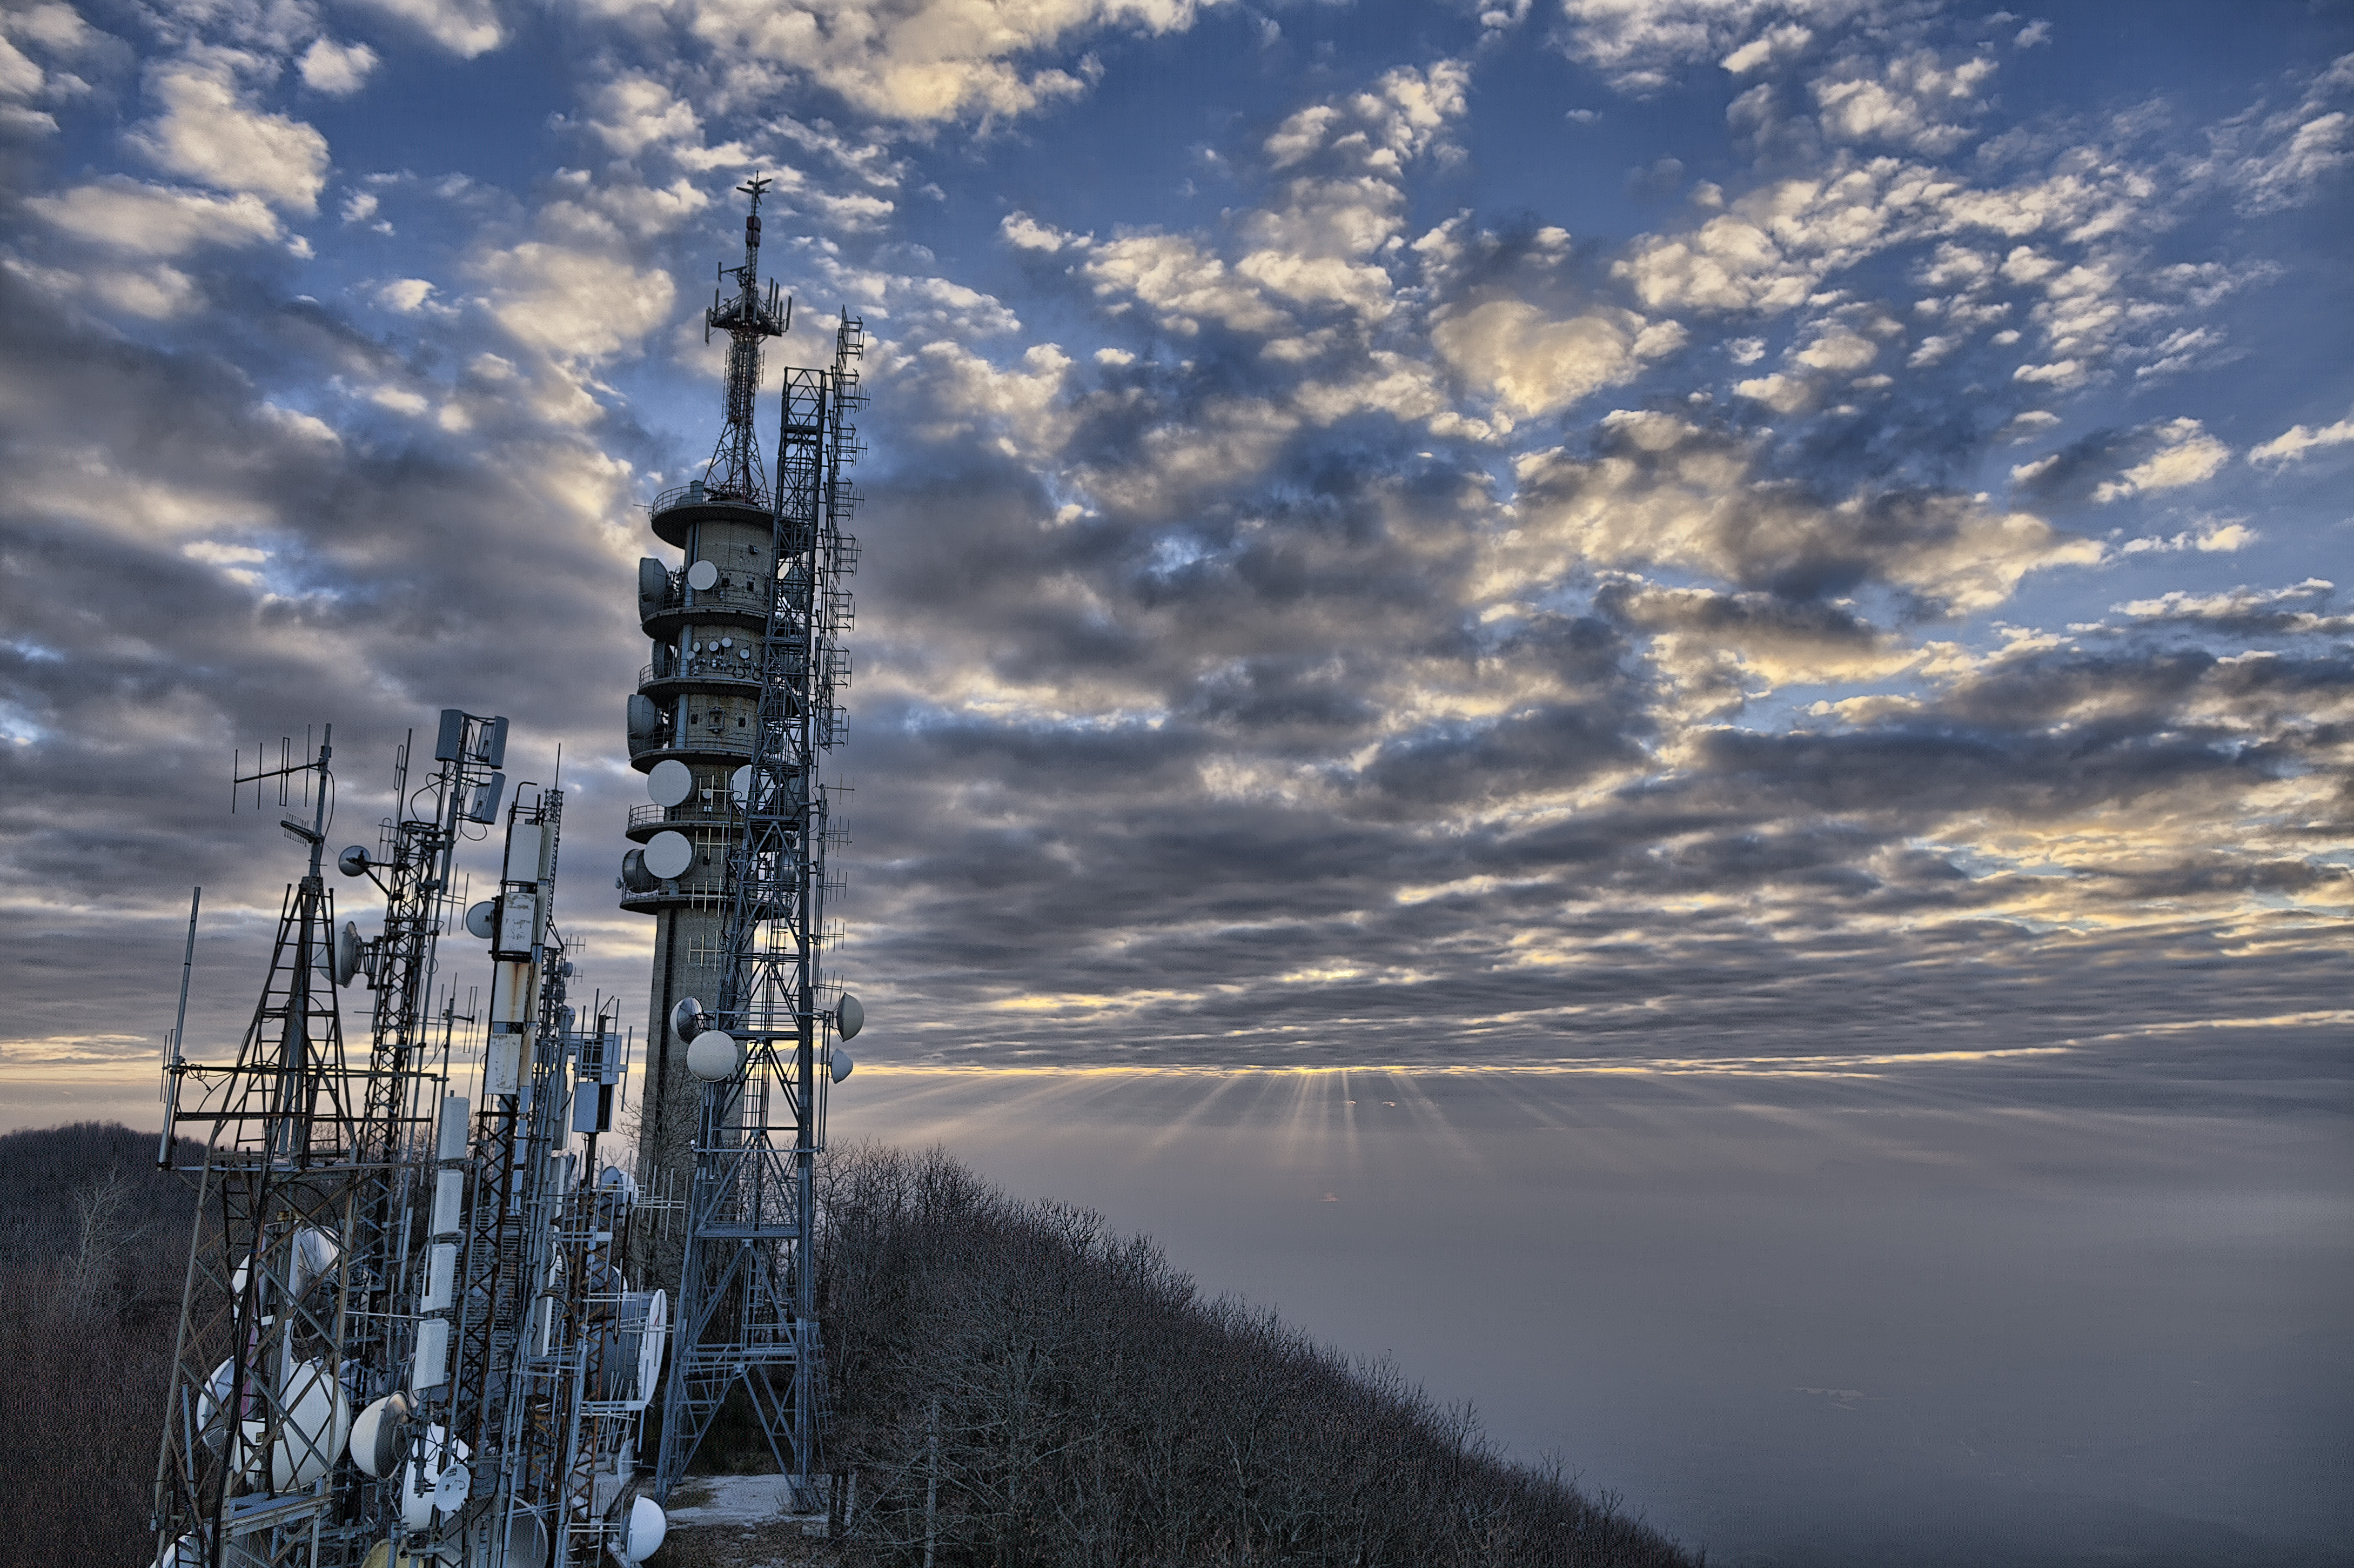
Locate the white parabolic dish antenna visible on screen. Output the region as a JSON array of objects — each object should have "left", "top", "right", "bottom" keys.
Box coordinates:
[
  {"left": 647, "top": 759, "right": 694, "bottom": 808},
  {"left": 730, "top": 764, "right": 752, "bottom": 803},
  {"left": 643, "top": 830, "right": 694, "bottom": 880},
  {"left": 685, "top": 558, "right": 719, "bottom": 591}
]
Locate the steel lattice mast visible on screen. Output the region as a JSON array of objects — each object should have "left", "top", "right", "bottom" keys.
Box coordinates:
[
  {"left": 151, "top": 714, "right": 672, "bottom": 1568},
  {"left": 152, "top": 731, "right": 366, "bottom": 1568},
  {"left": 628, "top": 180, "right": 868, "bottom": 1509},
  {"left": 702, "top": 175, "right": 789, "bottom": 506}
]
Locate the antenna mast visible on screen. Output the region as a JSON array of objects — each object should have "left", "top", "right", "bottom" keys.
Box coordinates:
[{"left": 702, "top": 175, "right": 790, "bottom": 506}]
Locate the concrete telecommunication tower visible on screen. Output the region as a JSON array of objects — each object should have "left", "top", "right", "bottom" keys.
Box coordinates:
[{"left": 620, "top": 177, "right": 867, "bottom": 1506}]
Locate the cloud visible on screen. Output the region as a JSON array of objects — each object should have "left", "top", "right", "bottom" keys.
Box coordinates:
[
  {"left": 584, "top": 72, "right": 701, "bottom": 156},
  {"left": 1559, "top": 0, "right": 1868, "bottom": 95},
  {"left": 1, "top": 0, "right": 2346, "bottom": 1106},
  {"left": 345, "top": 0, "right": 506, "bottom": 58},
  {"left": 1431, "top": 299, "right": 1663, "bottom": 419},
  {"left": 298, "top": 38, "right": 379, "bottom": 96},
  {"left": 1809, "top": 49, "right": 1996, "bottom": 154},
  {"left": 2092, "top": 420, "right": 2229, "bottom": 502},
  {"left": 1081, "top": 232, "right": 1290, "bottom": 336},
  {"left": 673, "top": 0, "right": 1212, "bottom": 123},
  {"left": 2011, "top": 418, "right": 2230, "bottom": 508},
  {"left": 129, "top": 59, "right": 332, "bottom": 214},
  {"left": 1505, "top": 411, "right": 2098, "bottom": 612},
  {"left": 2248, "top": 413, "right": 2354, "bottom": 468},
  {"left": 2225, "top": 53, "right": 2354, "bottom": 214},
  {"left": 472, "top": 242, "right": 677, "bottom": 363},
  {"left": 26, "top": 179, "right": 283, "bottom": 256}
]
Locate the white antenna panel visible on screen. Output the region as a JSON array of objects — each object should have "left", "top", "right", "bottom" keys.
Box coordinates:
[{"left": 685, "top": 559, "right": 719, "bottom": 591}]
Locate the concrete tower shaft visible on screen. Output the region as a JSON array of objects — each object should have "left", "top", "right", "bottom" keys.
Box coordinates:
[{"left": 624, "top": 491, "right": 786, "bottom": 1219}]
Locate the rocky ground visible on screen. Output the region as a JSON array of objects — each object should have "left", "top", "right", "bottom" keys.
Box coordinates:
[{"left": 659, "top": 1477, "right": 831, "bottom": 1567}]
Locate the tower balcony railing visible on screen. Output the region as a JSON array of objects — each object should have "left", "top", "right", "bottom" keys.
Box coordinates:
[
  {"left": 627, "top": 728, "right": 758, "bottom": 765},
  {"left": 640, "top": 662, "right": 767, "bottom": 692},
  {"left": 627, "top": 800, "right": 745, "bottom": 834},
  {"left": 651, "top": 481, "right": 773, "bottom": 516},
  {"left": 640, "top": 579, "right": 776, "bottom": 627}
]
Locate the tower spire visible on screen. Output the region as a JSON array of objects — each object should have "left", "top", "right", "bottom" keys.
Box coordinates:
[{"left": 702, "top": 175, "right": 790, "bottom": 504}]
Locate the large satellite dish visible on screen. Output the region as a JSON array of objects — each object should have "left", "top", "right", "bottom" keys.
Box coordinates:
[
  {"left": 685, "top": 559, "right": 719, "bottom": 592},
  {"left": 643, "top": 830, "right": 694, "bottom": 880},
  {"left": 271, "top": 1358, "right": 350, "bottom": 1492},
  {"left": 647, "top": 759, "right": 694, "bottom": 808},
  {"left": 686, "top": 1029, "right": 740, "bottom": 1081}
]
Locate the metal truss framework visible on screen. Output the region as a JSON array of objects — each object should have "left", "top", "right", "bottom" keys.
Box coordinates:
[
  {"left": 151, "top": 719, "right": 507, "bottom": 1568},
  {"left": 654, "top": 312, "right": 866, "bottom": 1507},
  {"left": 150, "top": 716, "right": 664, "bottom": 1568}
]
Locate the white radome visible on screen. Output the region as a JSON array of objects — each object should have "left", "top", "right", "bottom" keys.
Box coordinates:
[
  {"left": 646, "top": 759, "right": 694, "bottom": 808},
  {"left": 622, "top": 1496, "right": 668, "bottom": 1562},
  {"left": 686, "top": 1029, "right": 740, "bottom": 1082},
  {"left": 643, "top": 830, "right": 694, "bottom": 880}
]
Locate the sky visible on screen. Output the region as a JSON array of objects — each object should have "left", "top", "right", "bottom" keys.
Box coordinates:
[{"left": 0, "top": 0, "right": 2349, "bottom": 1562}]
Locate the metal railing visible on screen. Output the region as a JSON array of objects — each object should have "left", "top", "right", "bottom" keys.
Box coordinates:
[
  {"left": 639, "top": 662, "right": 763, "bottom": 689},
  {"left": 626, "top": 801, "right": 742, "bottom": 831},
  {"left": 639, "top": 580, "right": 774, "bottom": 621},
  {"left": 650, "top": 482, "right": 772, "bottom": 515}
]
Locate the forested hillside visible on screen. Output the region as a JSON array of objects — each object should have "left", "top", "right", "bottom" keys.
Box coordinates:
[
  {"left": 0, "top": 1125, "right": 1694, "bottom": 1567},
  {"left": 813, "top": 1144, "right": 1695, "bottom": 1567},
  {"left": 0, "top": 1121, "right": 198, "bottom": 1566}
]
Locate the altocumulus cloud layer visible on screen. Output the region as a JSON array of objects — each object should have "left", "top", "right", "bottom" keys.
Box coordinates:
[{"left": 0, "top": 0, "right": 2348, "bottom": 1086}]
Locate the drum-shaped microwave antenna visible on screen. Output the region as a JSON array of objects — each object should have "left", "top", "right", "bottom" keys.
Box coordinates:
[
  {"left": 622, "top": 1497, "right": 668, "bottom": 1563},
  {"left": 836, "top": 993, "right": 864, "bottom": 1041},
  {"left": 647, "top": 759, "right": 694, "bottom": 808},
  {"left": 669, "top": 996, "right": 703, "bottom": 1041},
  {"left": 465, "top": 901, "right": 498, "bottom": 940},
  {"left": 686, "top": 1029, "right": 740, "bottom": 1082},
  {"left": 730, "top": 765, "right": 752, "bottom": 805},
  {"left": 620, "top": 849, "right": 658, "bottom": 894},
  {"left": 643, "top": 830, "right": 694, "bottom": 880},
  {"left": 830, "top": 1046, "right": 854, "bottom": 1084},
  {"left": 348, "top": 1392, "right": 412, "bottom": 1479},
  {"left": 337, "top": 845, "right": 370, "bottom": 877},
  {"left": 333, "top": 921, "right": 362, "bottom": 987},
  {"left": 685, "top": 559, "right": 719, "bottom": 592}
]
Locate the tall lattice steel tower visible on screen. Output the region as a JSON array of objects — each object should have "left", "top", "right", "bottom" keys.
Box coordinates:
[{"left": 621, "top": 178, "right": 867, "bottom": 1506}]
